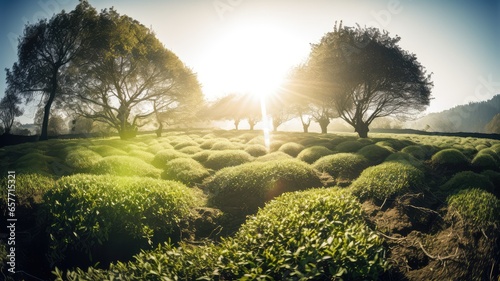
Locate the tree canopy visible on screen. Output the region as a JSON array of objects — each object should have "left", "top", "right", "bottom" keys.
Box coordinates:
[
  {"left": 301, "top": 22, "right": 433, "bottom": 137},
  {"left": 0, "top": 91, "right": 23, "bottom": 135}
]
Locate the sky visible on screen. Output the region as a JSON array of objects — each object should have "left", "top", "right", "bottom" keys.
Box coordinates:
[{"left": 0, "top": 0, "right": 499, "bottom": 124}]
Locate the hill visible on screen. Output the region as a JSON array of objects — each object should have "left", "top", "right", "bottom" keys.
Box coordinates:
[{"left": 407, "top": 94, "right": 500, "bottom": 133}]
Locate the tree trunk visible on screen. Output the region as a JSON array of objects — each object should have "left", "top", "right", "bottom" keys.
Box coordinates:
[
  {"left": 302, "top": 122, "right": 309, "bottom": 133},
  {"left": 234, "top": 119, "right": 240, "bottom": 130},
  {"left": 318, "top": 118, "right": 330, "bottom": 134},
  {"left": 249, "top": 122, "right": 255, "bottom": 131},
  {"left": 355, "top": 122, "right": 370, "bottom": 138},
  {"left": 40, "top": 70, "right": 58, "bottom": 141},
  {"left": 156, "top": 122, "right": 163, "bottom": 137}
]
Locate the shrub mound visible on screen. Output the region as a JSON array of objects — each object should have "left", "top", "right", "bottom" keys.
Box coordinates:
[
  {"left": 207, "top": 159, "right": 322, "bottom": 215},
  {"left": 211, "top": 141, "right": 242, "bottom": 150},
  {"left": 440, "top": 171, "right": 495, "bottom": 195},
  {"left": 255, "top": 151, "right": 293, "bottom": 162},
  {"left": 471, "top": 153, "right": 498, "bottom": 171},
  {"left": 162, "top": 158, "right": 210, "bottom": 185},
  {"left": 178, "top": 146, "right": 203, "bottom": 155},
  {"left": 41, "top": 174, "right": 200, "bottom": 266},
  {"left": 244, "top": 144, "right": 268, "bottom": 157},
  {"left": 430, "top": 148, "right": 470, "bottom": 172},
  {"left": 401, "top": 145, "right": 427, "bottom": 160},
  {"left": 313, "top": 153, "right": 369, "bottom": 183},
  {"left": 89, "top": 145, "right": 127, "bottom": 157},
  {"left": 61, "top": 189, "right": 388, "bottom": 280},
  {"left": 0, "top": 173, "right": 54, "bottom": 208},
  {"left": 92, "top": 156, "right": 162, "bottom": 178},
  {"left": 278, "top": 142, "right": 305, "bottom": 157},
  {"left": 297, "top": 146, "right": 333, "bottom": 164},
  {"left": 447, "top": 188, "right": 500, "bottom": 230},
  {"left": 351, "top": 162, "right": 425, "bottom": 201},
  {"left": 357, "top": 144, "right": 393, "bottom": 164},
  {"left": 65, "top": 148, "right": 103, "bottom": 172},
  {"left": 151, "top": 149, "right": 189, "bottom": 168},
  {"left": 335, "top": 140, "right": 366, "bottom": 153},
  {"left": 204, "top": 150, "right": 253, "bottom": 170},
  {"left": 127, "top": 149, "right": 155, "bottom": 163}
]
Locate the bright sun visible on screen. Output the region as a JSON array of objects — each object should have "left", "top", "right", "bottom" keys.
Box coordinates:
[{"left": 200, "top": 22, "right": 307, "bottom": 100}]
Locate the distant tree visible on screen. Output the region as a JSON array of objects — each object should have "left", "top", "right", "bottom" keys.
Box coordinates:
[
  {"left": 304, "top": 22, "right": 433, "bottom": 137},
  {"left": 267, "top": 98, "right": 293, "bottom": 132},
  {"left": 209, "top": 93, "right": 261, "bottom": 130},
  {"left": 66, "top": 8, "right": 202, "bottom": 139},
  {"left": 0, "top": 92, "right": 24, "bottom": 135},
  {"left": 70, "top": 116, "right": 94, "bottom": 134},
  {"left": 5, "top": 1, "right": 96, "bottom": 140},
  {"left": 485, "top": 113, "right": 500, "bottom": 134}
]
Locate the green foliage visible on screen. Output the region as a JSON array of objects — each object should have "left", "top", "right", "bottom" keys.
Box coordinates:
[
  {"left": 64, "top": 148, "right": 103, "bottom": 172},
  {"left": 401, "top": 145, "right": 427, "bottom": 160},
  {"left": 15, "top": 152, "right": 61, "bottom": 175},
  {"left": 313, "top": 153, "right": 369, "bottom": 183},
  {"left": 40, "top": 174, "right": 200, "bottom": 265},
  {"left": 357, "top": 144, "right": 393, "bottom": 164},
  {"left": 191, "top": 150, "right": 216, "bottom": 164},
  {"left": 335, "top": 141, "right": 366, "bottom": 153},
  {"left": 384, "top": 152, "right": 423, "bottom": 168},
  {"left": 440, "top": 171, "right": 495, "bottom": 195},
  {"left": 255, "top": 151, "right": 294, "bottom": 162},
  {"left": 173, "top": 140, "right": 199, "bottom": 150},
  {"left": 127, "top": 149, "right": 155, "bottom": 163},
  {"left": 151, "top": 149, "right": 189, "bottom": 168},
  {"left": 297, "top": 146, "right": 333, "bottom": 164},
  {"left": 204, "top": 150, "right": 253, "bottom": 170},
  {"left": 162, "top": 158, "right": 210, "bottom": 185},
  {"left": 471, "top": 153, "right": 498, "bottom": 171},
  {"left": 207, "top": 160, "right": 322, "bottom": 216},
  {"left": 0, "top": 173, "right": 54, "bottom": 208},
  {"left": 447, "top": 188, "right": 500, "bottom": 230},
  {"left": 430, "top": 148, "right": 470, "bottom": 172},
  {"left": 278, "top": 142, "right": 305, "bottom": 157},
  {"left": 211, "top": 141, "right": 242, "bottom": 150},
  {"left": 89, "top": 145, "right": 128, "bottom": 157},
  {"left": 221, "top": 188, "right": 388, "bottom": 279},
  {"left": 178, "top": 145, "right": 203, "bottom": 155},
  {"left": 92, "top": 156, "right": 162, "bottom": 178},
  {"left": 351, "top": 162, "right": 425, "bottom": 201},
  {"left": 244, "top": 144, "right": 268, "bottom": 157}
]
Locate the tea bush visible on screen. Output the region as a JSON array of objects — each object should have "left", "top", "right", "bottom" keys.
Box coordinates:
[
  {"left": 297, "top": 146, "right": 333, "bottom": 164},
  {"left": 351, "top": 162, "right": 425, "bottom": 201},
  {"left": 41, "top": 174, "right": 201, "bottom": 265},
  {"left": 16, "top": 152, "right": 60, "bottom": 175},
  {"left": 191, "top": 150, "right": 216, "bottom": 164},
  {"left": 0, "top": 173, "right": 54, "bottom": 208},
  {"left": 471, "top": 153, "right": 498, "bottom": 171},
  {"left": 65, "top": 148, "right": 103, "bottom": 172},
  {"left": 93, "top": 156, "right": 162, "bottom": 178},
  {"left": 447, "top": 188, "right": 500, "bottom": 230},
  {"left": 211, "top": 141, "right": 242, "bottom": 150},
  {"left": 162, "top": 158, "right": 210, "bottom": 185},
  {"left": 221, "top": 188, "right": 389, "bottom": 279},
  {"left": 401, "top": 145, "right": 427, "bottom": 160},
  {"left": 204, "top": 150, "right": 253, "bottom": 170},
  {"left": 88, "top": 145, "right": 127, "bottom": 157},
  {"left": 440, "top": 171, "right": 495, "bottom": 195},
  {"left": 173, "top": 140, "right": 199, "bottom": 150},
  {"left": 127, "top": 149, "right": 155, "bottom": 163},
  {"left": 178, "top": 146, "right": 203, "bottom": 155},
  {"left": 357, "top": 144, "right": 393, "bottom": 164},
  {"left": 255, "top": 151, "right": 293, "bottom": 162},
  {"left": 430, "top": 148, "right": 470, "bottom": 172},
  {"left": 151, "top": 149, "right": 189, "bottom": 168},
  {"left": 62, "top": 189, "right": 388, "bottom": 280},
  {"left": 244, "top": 144, "right": 268, "bottom": 157},
  {"left": 207, "top": 159, "right": 322, "bottom": 216},
  {"left": 335, "top": 140, "right": 366, "bottom": 153},
  {"left": 313, "top": 153, "right": 369, "bottom": 183},
  {"left": 278, "top": 142, "right": 305, "bottom": 157}
]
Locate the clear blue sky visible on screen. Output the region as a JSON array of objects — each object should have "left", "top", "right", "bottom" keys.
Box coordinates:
[{"left": 1, "top": 0, "right": 499, "bottom": 124}]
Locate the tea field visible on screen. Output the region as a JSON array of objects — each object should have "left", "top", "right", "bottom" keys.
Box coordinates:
[{"left": 0, "top": 130, "right": 499, "bottom": 280}]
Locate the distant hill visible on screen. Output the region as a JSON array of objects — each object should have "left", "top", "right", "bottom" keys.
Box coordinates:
[{"left": 407, "top": 94, "right": 500, "bottom": 133}]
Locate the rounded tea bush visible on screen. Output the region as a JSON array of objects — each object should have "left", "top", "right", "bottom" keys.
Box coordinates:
[
  {"left": 447, "top": 188, "right": 500, "bottom": 230},
  {"left": 401, "top": 145, "right": 427, "bottom": 160},
  {"left": 297, "top": 145, "right": 333, "bottom": 164},
  {"left": 152, "top": 149, "right": 189, "bottom": 168},
  {"left": 244, "top": 144, "right": 268, "bottom": 157},
  {"left": 335, "top": 140, "right": 366, "bottom": 153},
  {"left": 211, "top": 141, "right": 242, "bottom": 150},
  {"left": 65, "top": 148, "right": 103, "bottom": 172},
  {"left": 226, "top": 188, "right": 389, "bottom": 280},
  {"left": 162, "top": 158, "right": 210, "bottom": 185},
  {"left": 178, "top": 146, "right": 203, "bottom": 155},
  {"left": 440, "top": 171, "right": 495, "bottom": 195},
  {"left": 41, "top": 174, "right": 201, "bottom": 265},
  {"left": 278, "top": 142, "right": 305, "bottom": 157},
  {"left": 313, "top": 153, "right": 369, "bottom": 183},
  {"left": 430, "top": 148, "right": 470, "bottom": 172},
  {"left": 471, "top": 153, "right": 498, "bottom": 171},
  {"left": 128, "top": 149, "right": 155, "bottom": 163},
  {"left": 191, "top": 150, "right": 216, "bottom": 165},
  {"left": 357, "top": 144, "right": 393, "bottom": 164},
  {"left": 204, "top": 150, "right": 253, "bottom": 170},
  {"left": 89, "top": 145, "right": 128, "bottom": 157},
  {"left": 93, "top": 156, "right": 162, "bottom": 178},
  {"left": 207, "top": 159, "right": 322, "bottom": 215},
  {"left": 0, "top": 173, "right": 54, "bottom": 208},
  {"left": 255, "top": 151, "right": 293, "bottom": 162},
  {"left": 351, "top": 162, "right": 425, "bottom": 201}
]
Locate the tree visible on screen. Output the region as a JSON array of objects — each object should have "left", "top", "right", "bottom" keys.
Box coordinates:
[
  {"left": 68, "top": 8, "right": 201, "bottom": 139},
  {"left": 208, "top": 93, "right": 261, "bottom": 130},
  {"left": 304, "top": 22, "right": 433, "bottom": 137},
  {"left": 5, "top": 1, "right": 96, "bottom": 140},
  {"left": 0, "top": 92, "right": 23, "bottom": 135}
]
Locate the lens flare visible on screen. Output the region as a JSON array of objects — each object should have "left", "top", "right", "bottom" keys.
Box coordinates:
[{"left": 260, "top": 95, "right": 271, "bottom": 152}]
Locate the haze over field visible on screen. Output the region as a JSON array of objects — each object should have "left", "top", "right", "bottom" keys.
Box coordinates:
[{"left": 0, "top": 0, "right": 499, "bottom": 124}]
